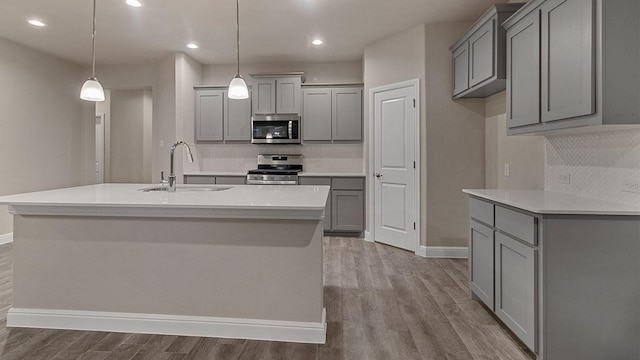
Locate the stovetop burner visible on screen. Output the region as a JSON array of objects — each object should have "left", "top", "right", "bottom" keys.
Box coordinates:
[{"left": 246, "top": 154, "right": 303, "bottom": 185}]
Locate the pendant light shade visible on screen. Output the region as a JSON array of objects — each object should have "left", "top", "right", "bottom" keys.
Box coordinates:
[
  {"left": 228, "top": 76, "right": 249, "bottom": 99},
  {"left": 80, "top": 78, "right": 105, "bottom": 101},
  {"left": 228, "top": 0, "right": 248, "bottom": 99},
  {"left": 81, "top": 0, "right": 105, "bottom": 102}
]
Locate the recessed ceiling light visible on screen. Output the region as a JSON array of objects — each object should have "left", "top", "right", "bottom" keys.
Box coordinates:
[
  {"left": 125, "top": 0, "right": 142, "bottom": 7},
  {"left": 186, "top": 43, "right": 199, "bottom": 49},
  {"left": 312, "top": 39, "right": 324, "bottom": 46},
  {"left": 28, "top": 19, "right": 46, "bottom": 27}
]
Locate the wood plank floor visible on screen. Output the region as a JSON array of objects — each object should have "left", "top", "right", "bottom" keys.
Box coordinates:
[{"left": 0, "top": 238, "right": 535, "bottom": 360}]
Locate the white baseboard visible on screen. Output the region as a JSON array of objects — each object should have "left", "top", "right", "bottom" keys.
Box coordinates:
[
  {"left": 7, "top": 307, "right": 327, "bottom": 344},
  {"left": 416, "top": 246, "right": 468, "bottom": 258},
  {"left": 0, "top": 233, "right": 13, "bottom": 245},
  {"left": 363, "top": 231, "right": 374, "bottom": 242}
]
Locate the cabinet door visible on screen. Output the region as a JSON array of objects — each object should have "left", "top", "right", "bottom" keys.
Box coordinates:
[
  {"left": 299, "top": 177, "right": 332, "bottom": 230},
  {"left": 302, "top": 88, "right": 332, "bottom": 141},
  {"left": 452, "top": 43, "right": 470, "bottom": 96},
  {"left": 332, "top": 88, "right": 362, "bottom": 141},
  {"left": 495, "top": 232, "right": 536, "bottom": 351},
  {"left": 469, "top": 19, "right": 496, "bottom": 87},
  {"left": 225, "top": 91, "right": 251, "bottom": 141},
  {"left": 252, "top": 78, "right": 276, "bottom": 115},
  {"left": 276, "top": 77, "right": 302, "bottom": 114},
  {"left": 184, "top": 175, "right": 215, "bottom": 184},
  {"left": 541, "top": 0, "right": 594, "bottom": 122},
  {"left": 331, "top": 190, "right": 364, "bottom": 232},
  {"left": 506, "top": 10, "right": 540, "bottom": 128},
  {"left": 215, "top": 176, "right": 246, "bottom": 185},
  {"left": 469, "top": 220, "right": 495, "bottom": 310},
  {"left": 195, "top": 89, "right": 224, "bottom": 142}
]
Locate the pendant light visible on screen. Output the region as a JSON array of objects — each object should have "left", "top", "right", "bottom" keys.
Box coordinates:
[
  {"left": 80, "top": 0, "right": 105, "bottom": 102},
  {"left": 228, "top": 0, "right": 248, "bottom": 99}
]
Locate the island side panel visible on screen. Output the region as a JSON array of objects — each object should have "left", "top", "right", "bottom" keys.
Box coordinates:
[
  {"left": 543, "top": 215, "right": 640, "bottom": 360},
  {"left": 12, "top": 215, "right": 324, "bottom": 324}
]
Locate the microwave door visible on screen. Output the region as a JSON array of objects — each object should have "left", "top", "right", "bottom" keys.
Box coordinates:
[{"left": 253, "top": 121, "right": 291, "bottom": 140}]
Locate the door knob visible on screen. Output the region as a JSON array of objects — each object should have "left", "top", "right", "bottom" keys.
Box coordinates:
[{"left": 374, "top": 173, "right": 383, "bottom": 178}]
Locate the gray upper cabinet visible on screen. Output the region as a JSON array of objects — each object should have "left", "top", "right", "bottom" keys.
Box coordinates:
[
  {"left": 251, "top": 73, "right": 304, "bottom": 116},
  {"left": 302, "top": 88, "right": 332, "bottom": 141},
  {"left": 332, "top": 88, "right": 363, "bottom": 141},
  {"left": 452, "top": 44, "right": 470, "bottom": 95},
  {"left": 302, "top": 86, "right": 363, "bottom": 142},
  {"left": 450, "top": 3, "right": 524, "bottom": 99},
  {"left": 506, "top": 9, "right": 540, "bottom": 128},
  {"left": 504, "top": 0, "right": 639, "bottom": 135},
  {"left": 276, "top": 76, "right": 302, "bottom": 114},
  {"left": 540, "top": 0, "right": 594, "bottom": 123},
  {"left": 195, "top": 89, "right": 224, "bottom": 142},
  {"left": 225, "top": 93, "right": 252, "bottom": 141},
  {"left": 251, "top": 78, "right": 276, "bottom": 115},
  {"left": 195, "top": 87, "right": 251, "bottom": 142}
]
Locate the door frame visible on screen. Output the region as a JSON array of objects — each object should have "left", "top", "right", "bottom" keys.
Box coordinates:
[
  {"left": 95, "top": 112, "right": 106, "bottom": 184},
  {"left": 367, "top": 79, "right": 421, "bottom": 254}
]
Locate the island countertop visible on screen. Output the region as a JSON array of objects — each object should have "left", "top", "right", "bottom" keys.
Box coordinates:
[
  {"left": 0, "top": 183, "right": 331, "bottom": 220},
  {"left": 463, "top": 189, "right": 640, "bottom": 216}
]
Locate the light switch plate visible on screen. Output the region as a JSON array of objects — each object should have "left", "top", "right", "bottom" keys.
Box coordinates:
[
  {"left": 557, "top": 173, "right": 571, "bottom": 184},
  {"left": 504, "top": 163, "right": 510, "bottom": 177}
]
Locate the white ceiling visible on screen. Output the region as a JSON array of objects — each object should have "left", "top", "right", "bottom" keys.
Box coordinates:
[{"left": 0, "top": 0, "right": 507, "bottom": 66}]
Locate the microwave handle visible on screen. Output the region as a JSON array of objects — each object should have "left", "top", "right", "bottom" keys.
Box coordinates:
[{"left": 288, "top": 121, "right": 293, "bottom": 140}]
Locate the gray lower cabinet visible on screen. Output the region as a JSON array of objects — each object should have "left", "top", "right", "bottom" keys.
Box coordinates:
[
  {"left": 214, "top": 176, "right": 246, "bottom": 185},
  {"left": 184, "top": 175, "right": 246, "bottom": 185},
  {"left": 184, "top": 175, "right": 215, "bottom": 185},
  {"left": 469, "top": 219, "right": 495, "bottom": 310},
  {"left": 302, "top": 86, "right": 363, "bottom": 142},
  {"left": 494, "top": 232, "right": 536, "bottom": 351},
  {"left": 194, "top": 87, "right": 252, "bottom": 142},
  {"left": 331, "top": 190, "right": 364, "bottom": 231},
  {"left": 298, "top": 177, "right": 332, "bottom": 230},
  {"left": 504, "top": 0, "right": 639, "bottom": 134},
  {"left": 468, "top": 195, "right": 640, "bottom": 359},
  {"left": 299, "top": 176, "right": 364, "bottom": 234}
]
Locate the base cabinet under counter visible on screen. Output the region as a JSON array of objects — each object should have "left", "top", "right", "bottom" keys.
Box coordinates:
[
  {"left": 299, "top": 176, "right": 365, "bottom": 236},
  {"left": 466, "top": 194, "right": 640, "bottom": 360}
]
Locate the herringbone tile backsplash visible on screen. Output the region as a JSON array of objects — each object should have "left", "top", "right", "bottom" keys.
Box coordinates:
[{"left": 545, "top": 128, "right": 640, "bottom": 206}]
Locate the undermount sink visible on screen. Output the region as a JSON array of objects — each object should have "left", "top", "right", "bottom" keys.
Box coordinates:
[{"left": 141, "top": 186, "right": 232, "bottom": 192}]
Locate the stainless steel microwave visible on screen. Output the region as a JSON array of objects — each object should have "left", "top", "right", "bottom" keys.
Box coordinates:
[{"left": 251, "top": 114, "right": 301, "bottom": 144}]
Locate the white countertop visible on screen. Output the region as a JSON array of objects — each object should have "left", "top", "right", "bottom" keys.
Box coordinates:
[
  {"left": 463, "top": 189, "right": 640, "bottom": 216},
  {"left": 0, "top": 184, "right": 330, "bottom": 220}
]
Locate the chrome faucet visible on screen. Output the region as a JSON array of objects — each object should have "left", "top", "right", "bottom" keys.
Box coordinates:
[{"left": 169, "top": 141, "right": 194, "bottom": 192}]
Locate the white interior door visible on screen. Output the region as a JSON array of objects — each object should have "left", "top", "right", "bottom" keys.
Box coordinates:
[
  {"left": 95, "top": 113, "right": 105, "bottom": 183},
  {"left": 372, "top": 81, "right": 418, "bottom": 252}
]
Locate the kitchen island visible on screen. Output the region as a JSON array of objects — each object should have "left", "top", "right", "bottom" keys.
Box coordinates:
[{"left": 0, "top": 183, "right": 330, "bottom": 344}]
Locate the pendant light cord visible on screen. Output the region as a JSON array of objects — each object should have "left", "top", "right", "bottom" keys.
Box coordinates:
[
  {"left": 91, "top": 0, "right": 97, "bottom": 79},
  {"left": 235, "top": 0, "right": 240, "bottom": 76}
]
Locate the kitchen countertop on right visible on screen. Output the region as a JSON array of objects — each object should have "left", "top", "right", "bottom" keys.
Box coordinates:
[{"left": 463, "top": 189, "right": 640, "bottom": 216}]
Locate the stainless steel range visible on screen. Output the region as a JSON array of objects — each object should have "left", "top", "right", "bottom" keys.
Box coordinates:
[{"left": 246, "top": 154, "right": 303, "bottom": 185}]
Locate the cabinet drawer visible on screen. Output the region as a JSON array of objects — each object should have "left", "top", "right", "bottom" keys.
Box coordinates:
[
  {"left": 184, "top": 175, "right": 215, "bottom": 185},
  {"left": 470, "top": 198, "right": 494, "bottom": 226},
  {"left": 215, "top": 176, "right": 246, "bottom": 185},
  {"left": 299, "top": 177, "right": 331, "bottom": 186},
  {"left": 332, "top": 177, "right": 364, "bottom": 190},
  {"left": 496, "top": 206, "right": 537, "bottom": 245}
]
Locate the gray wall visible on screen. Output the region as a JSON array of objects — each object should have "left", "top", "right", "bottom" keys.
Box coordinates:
[
  {"left": 109, "top": 89, "right": 152, "bottom": 183},
  {"left": 363, "top": 24, "right": 428, "bottom": 244},
  {"left": 363, "top": 22, "right": 487, "bottom": 248},
  {"left": 0, "top": 36, "right": 93, "bottom": 235},
  {"left": 484, "top": 92, "right": 545, "bottom": 190},
  {"left": 425, "top": 22, "right": 486, "bottom": 248}
]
